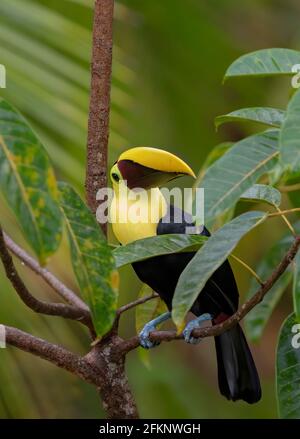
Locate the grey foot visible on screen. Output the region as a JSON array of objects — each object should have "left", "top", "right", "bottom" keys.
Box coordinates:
[
  {"left": 139, "top": 311, "right": 171, "bottom": 350},
  {"left": 183, "top": 313, "right": 212, "bottom": 345},
  {"left": 139, "top": 323, "right": 161, "bottom": 349}
]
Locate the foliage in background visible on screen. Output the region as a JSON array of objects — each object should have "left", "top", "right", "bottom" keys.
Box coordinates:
[{"left": 2, "top": 0, "right": 300, "bottom": 419}]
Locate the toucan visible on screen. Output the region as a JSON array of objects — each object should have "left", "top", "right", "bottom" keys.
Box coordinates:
[{"left": 109, "top": 147, "right": 261, "bottom": 404}]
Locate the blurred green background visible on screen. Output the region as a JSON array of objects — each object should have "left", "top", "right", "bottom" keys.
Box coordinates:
[{"left": 0, "top": 0, "right": 299, "bottom": 418}]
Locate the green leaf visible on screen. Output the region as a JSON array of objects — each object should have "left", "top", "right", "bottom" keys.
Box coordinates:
[
  {"left": 276, "top": 313, "right": 300, "bottom": 419},
  {"left": 194, "top": 143, "right": 233, "bottom": 225},
  {"left": 284, "top": 175, "right": 300, "bottom": 209},
  {"left": 245, "top": 234, "right": 293, "bottom": 341},
  {"left": 215, "top": 107, "right": 285, "bottom": 129},
  {"left": 280, "top": 88, "right": 300, "bottom": 172},
  {"left": 247, "top": 273, "right": 291, "bottom": 342},
  {"left": 212, "top": 207, "right": 236, "bottom": 232},
  {"left": 240, "top": 184, "right": 281, "bottom": 207},
  {"left": 268, "top": 162, "right": 287, "bottom": 186},
  {"left": 0, "top": 98, "right": 62, "bottom": 263},
  {"left": 200, "top": 142, "right": 233, "bottom": 172},
  {"left": 113, "top": 234, "right": 208, "bottom": 269},
  {"left": 59, "top": 182, "right": 118, "bottom": 337},
  {"left": 172, "top": 211, "right": 267, "bottom": 329},
  {"left": 137, "top": 346, "right": 151, "bottom": 370},
  {"left": 198, "top": 130, "right": 279, "bottom": 226},
  {"left": 293, "top": 252, "right": 300, "bottom": 319},
  {"left": 194, "top": 142, "right": 233, "bottom": 188},
  {"left": 135, "top": 284, "right": 167, "bottom": 333},
  {"left": 225, "top": 48, "right": 300, "bottom": 79}
]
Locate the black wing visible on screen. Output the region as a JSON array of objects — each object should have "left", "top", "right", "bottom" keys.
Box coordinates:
[
  {"left": 157, "top": 204, "right": 210, "bottom": 237},
  {"left": 156, "top": 204, "right": 239, "bottom": 316}
]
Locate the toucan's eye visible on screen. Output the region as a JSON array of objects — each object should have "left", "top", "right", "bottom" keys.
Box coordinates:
[{"left": 112, "top": 173, "right": 120, "bottom": 182}]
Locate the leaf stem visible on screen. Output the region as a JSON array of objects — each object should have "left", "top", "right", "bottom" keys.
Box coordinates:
[
  {"left": 278, "top": 182, "right": 300, "bottom": 192},
  {"left": 274, "top": 206, "right": 296, "bottom": 236},
  {"left": 229, "top": 254, "right": 264, "bottom": 285},
  {"left": 268, "top": 207, "right": 300, "bottom": 217}
]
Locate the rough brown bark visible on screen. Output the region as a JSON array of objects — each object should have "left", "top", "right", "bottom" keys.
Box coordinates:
[
  {"left": 85, "top": 0, "right": 114, "bottom": 236},
  {"left": 85, "top": 337, "right": 139, "bottom": 419},
  {"left": 5, "top": 326, "right": 100, "bottom": 386},
  {"left": 84, "top": 0, "right": 139, "bottom": 418},
  {"left": 5, "top": 326, "right": 138, "bottom": 418}
]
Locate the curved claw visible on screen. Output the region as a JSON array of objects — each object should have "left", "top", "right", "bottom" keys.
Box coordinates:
[
  {"left": 183, "top": 313, "right": 212, "bottom": 345},
  {"left": 139, "top": 323, "right": 161, "bottom": 349},
  {"left": 138, "top": 311, "right": 171, "bottom": 350}
]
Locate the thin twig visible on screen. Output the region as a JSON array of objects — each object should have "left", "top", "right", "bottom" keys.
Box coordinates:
[
  {"left": 85, "top": 0, "right": 114, "bottom": 236},
  {"left": 0, "top": 228, "right": 92, "bottom": 327},
  {"left": 278, "top": 182, "right": 300, "bottom": 192},
  {"left": 119, "top": 235, "right": 300, "bottom": 354},
  {"left": 110, "top": 293, "right": 158, "bottom": 334},
  {"left": 117, "top": 293, "right": 159, "bottom": 315},
  {"left": 229, "top": 254, "right": 263, "bottom": 285},
  {"left": 3, "top": 232, "right": 88, "bottom": 310},
  {"left": 274, "top": 206, "right": 296, "bottom": 236},
  {"left": 268, "top": 208, "right": 300, "bottom": 217}
]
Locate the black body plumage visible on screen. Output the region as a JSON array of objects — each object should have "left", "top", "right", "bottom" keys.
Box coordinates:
[{"left": 132, "top": 205, "right": 261, "bottom": 403}]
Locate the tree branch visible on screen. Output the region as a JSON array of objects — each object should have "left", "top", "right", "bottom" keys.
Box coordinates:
[
  {"left": 119, "top": 235, "right": 300, "bottom": 354},
  {"left": 83, "top": 0, "right": 139, "bottom": 418},
  {"left": 85, "top": 0, "right": 114, "bottom": 236},
  {"left": 4, "top": 324, "right": 138, "bottom": 418},
  {"left": 4, "top": 325, "right": 101, "bottom": 386},
  {"left": 0, "top": 228, "right": 92, "bottom": 327},
  {"left": 3, "top": 232, "right": 88, "bottom": 311},
  {"left": 111, "top": 292, "right": 159, "bottom": 333},
  {"left": 117, "top": 292, "right": 158, "bottom": 316}
]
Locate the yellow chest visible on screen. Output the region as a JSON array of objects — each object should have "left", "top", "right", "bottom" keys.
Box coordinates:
[{"left": 110, "top": 186, "right": 167, "bottom": 245}]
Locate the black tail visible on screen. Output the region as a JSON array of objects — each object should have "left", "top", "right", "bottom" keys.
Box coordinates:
[{"left": 214, "top": 324, "right": 261, "bottom": 403}]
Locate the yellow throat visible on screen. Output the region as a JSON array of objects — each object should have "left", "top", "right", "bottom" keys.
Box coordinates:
[{"left": 110, "top": 181, "right": 167, "bottom": 245}]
